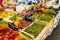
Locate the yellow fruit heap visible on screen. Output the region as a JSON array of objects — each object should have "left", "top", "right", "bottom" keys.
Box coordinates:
[{"left": 0, "top": 11, "right": 17, "bottom": 18}]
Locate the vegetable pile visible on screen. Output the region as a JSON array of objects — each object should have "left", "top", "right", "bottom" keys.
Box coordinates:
[
  {"left": 25, "top": 20, "right": 46, "bottom": 37},
  {"left": 31, "top": 13, "right": 53, "bottom": 22},
  {"left": 26, "top": 11, "right": 33, "bottom": 16},
  {"left": 0, "top": 20, "right": 19, "bottom": 40},
  {"left": 9, "top": 14, "right": 18, "bottom": 21},
  {"left": 0, "top": 30, "right": 18, "bottom": 40},
  {"left": 18, "top": 20, "right": 31, "bottom": 29},
  {"left": 0, "top": 3, "right": 59, "bottom": 40}
]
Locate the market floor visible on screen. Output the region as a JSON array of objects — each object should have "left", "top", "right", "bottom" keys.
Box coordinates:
[{"left": 45, "top": 24, "right": 60, "bottom": 40}]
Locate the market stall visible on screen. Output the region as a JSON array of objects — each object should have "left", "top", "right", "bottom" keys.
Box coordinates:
[{"left": 0, "top": 0, "right": 60, "bottom": 40}]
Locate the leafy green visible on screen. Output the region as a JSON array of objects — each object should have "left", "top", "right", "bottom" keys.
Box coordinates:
[
  {"left": 44, "top": 9, "right": 55, "bottom": 15},
  {"left": 25, "top": 21, "right": 46, "bottom": 37},
  {"left": 0, "top": 20, "right": 8, "bottom": 28},
  {"left": 31, "top": 13, "right": 52, "bottom": 22},
  {"left": 0, "top": 20, "right": 7, "bottom": 24},
  {"left": 9, "top": 14, "right": 18, "bottom": 21},
  {"left": 49, "top": 6, "right": 54, "bottom": 9}
]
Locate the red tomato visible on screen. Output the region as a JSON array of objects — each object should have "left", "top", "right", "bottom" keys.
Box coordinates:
[
  {"left": 0, "top": 36, "right": 3, "bottom": 40},
  {"left": 9, "top": 33, "right": 14, "bottom": 38},
  {"left": 0, "top": 33, "right": 3, "bottom": 36},
  {"left": 5, "top": 35, "right": 9, "bottom": 38},
  {"left": 3, "top": 28, "right": 8, "bottom": 31},
  {"left": 6, "top": 32, "right": 10, "bottom": 36},
  {"left": 9, "top": 38, "right": 14, "bottom": 40},
  {"left": 3, "top": 37, "right": 9, "bottom": 40},
  {"left": 3, "top": 35, "right": 5, "bottom": 38},
  {"left": 13, "top": 31, "right": 18, "bottom": 36},
  {"left": 9, "top": 30, "right": 13, "bottom": 34}
]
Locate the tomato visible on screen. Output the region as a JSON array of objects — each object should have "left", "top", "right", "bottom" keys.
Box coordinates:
[
  {"left": 3, "top": 28, "right": 8, "bottom": 31},
  {"left": 13, "top": 31, "right": 18, "bottom": 36},
  {"left": 6, "top": 32, "right": 10, "bottom": 36},
  {"left": 9, "top": 33, "right": 14, "bottom": 39},
  {"left": 0, "top": 28, "right": 3, "bottom": 31},
  {"left": 0, "top": 36, "right": 3, "bottom": 40},
  {"left": 3, "top": 37, "right": 9, "bottom": 40},
  {"left": 0, "top": 33, "right": 3, "bottom": 36},
  {"left": 9, "top": 30, "right": 13, "bottom": 34},
  {"left": 5, "top": 35, "right": 9, "bottom": 38},
  {"left": 3, "top": 35, "right": 5, "bottom": 38},
  {"left": 9, "top": 38, "right": 14, "bottom": 40}
]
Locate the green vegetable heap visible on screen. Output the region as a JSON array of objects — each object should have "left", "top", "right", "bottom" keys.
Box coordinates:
[
  {"left": 25, "top": 20, "right": 46, "bottom": 37},
  {"left": 9, "top": 14, "right": 18, "bottom": 21},
  {"left": 31, "top": 12, "right": 53, "bottom": 22}
]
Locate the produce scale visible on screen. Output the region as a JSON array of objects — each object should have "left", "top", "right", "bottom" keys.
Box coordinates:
[{"left": 0, "top": 0, "right": 60, "bottom": 40}]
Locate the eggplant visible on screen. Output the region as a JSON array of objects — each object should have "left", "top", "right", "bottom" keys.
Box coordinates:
[
  {"left": 8, "top": 22, "right": 18, "bottom": 31},
  {"left": 24, "top": 16, "right": 35, "bottom": 22},
  {"left": 0, "top": 18, "right": 3, "bottom": 21}
]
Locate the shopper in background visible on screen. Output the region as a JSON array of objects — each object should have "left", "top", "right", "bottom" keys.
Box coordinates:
[{"left": 0, "top": 0, "right": 2, "bottom": 6}]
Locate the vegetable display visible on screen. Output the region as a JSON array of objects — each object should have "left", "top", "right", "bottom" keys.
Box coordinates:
[
  {"left": 0, "top": 2, "right": 59, "bottom": 40},
  {"left": 0, "top": 20, "right": 8, "bottom": 28},
  {"left": 31, "top": 13, "right": 53, "bottom": 22},
  {"left": 0, "top": 20, "right": 30, "bottom": 40},
  {"left": 25, "top": 20, "right": 46, "bottom": 37},
  {"left": 0, "top": 20, "right": 19, "bottom": 40},
  {"left": 35, "top": 6, "right": 46, "bottom": 12},
  {"left": 0, "top": 30, "right": 18, "bottom": 40},
  {"left": 9, "top": 14, "right": 18, "bottom": 21},
  {"left": 18, "top": 20, "right": 31, "bottom": 29},
  {"left": 44, "top": 9, "right": 56, "bottom": 15},
  {"left": 26, "top": 11, "right": 33, "bottom": 16}
]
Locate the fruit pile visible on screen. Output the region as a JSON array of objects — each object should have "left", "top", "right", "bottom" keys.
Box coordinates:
[
  {"left": 0, "top": 20, "right": 30, "bottom": 40},
  {"left": 26, "top": 11, "right": 33, "bottom": 16},
  {"left": 35, "top": 6, "right": 46, "bottom": 12},
  {"left": 18, "top": 10, "right": 26, "bottom": 16},
  {"left": 0, "top": 30, "right": 18, "bottom": 40},
  {"left": 18, "top": 20, "right": 31, "bottom": 29},
  {"left": 0, "top": 11, "right": 17, "bottom": 18},
  {"left": 0, "top": 3, "right": 59, "bottom": 40},
  {"left": 0, "top": 20, "right": 19, "bottom": 40}
]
